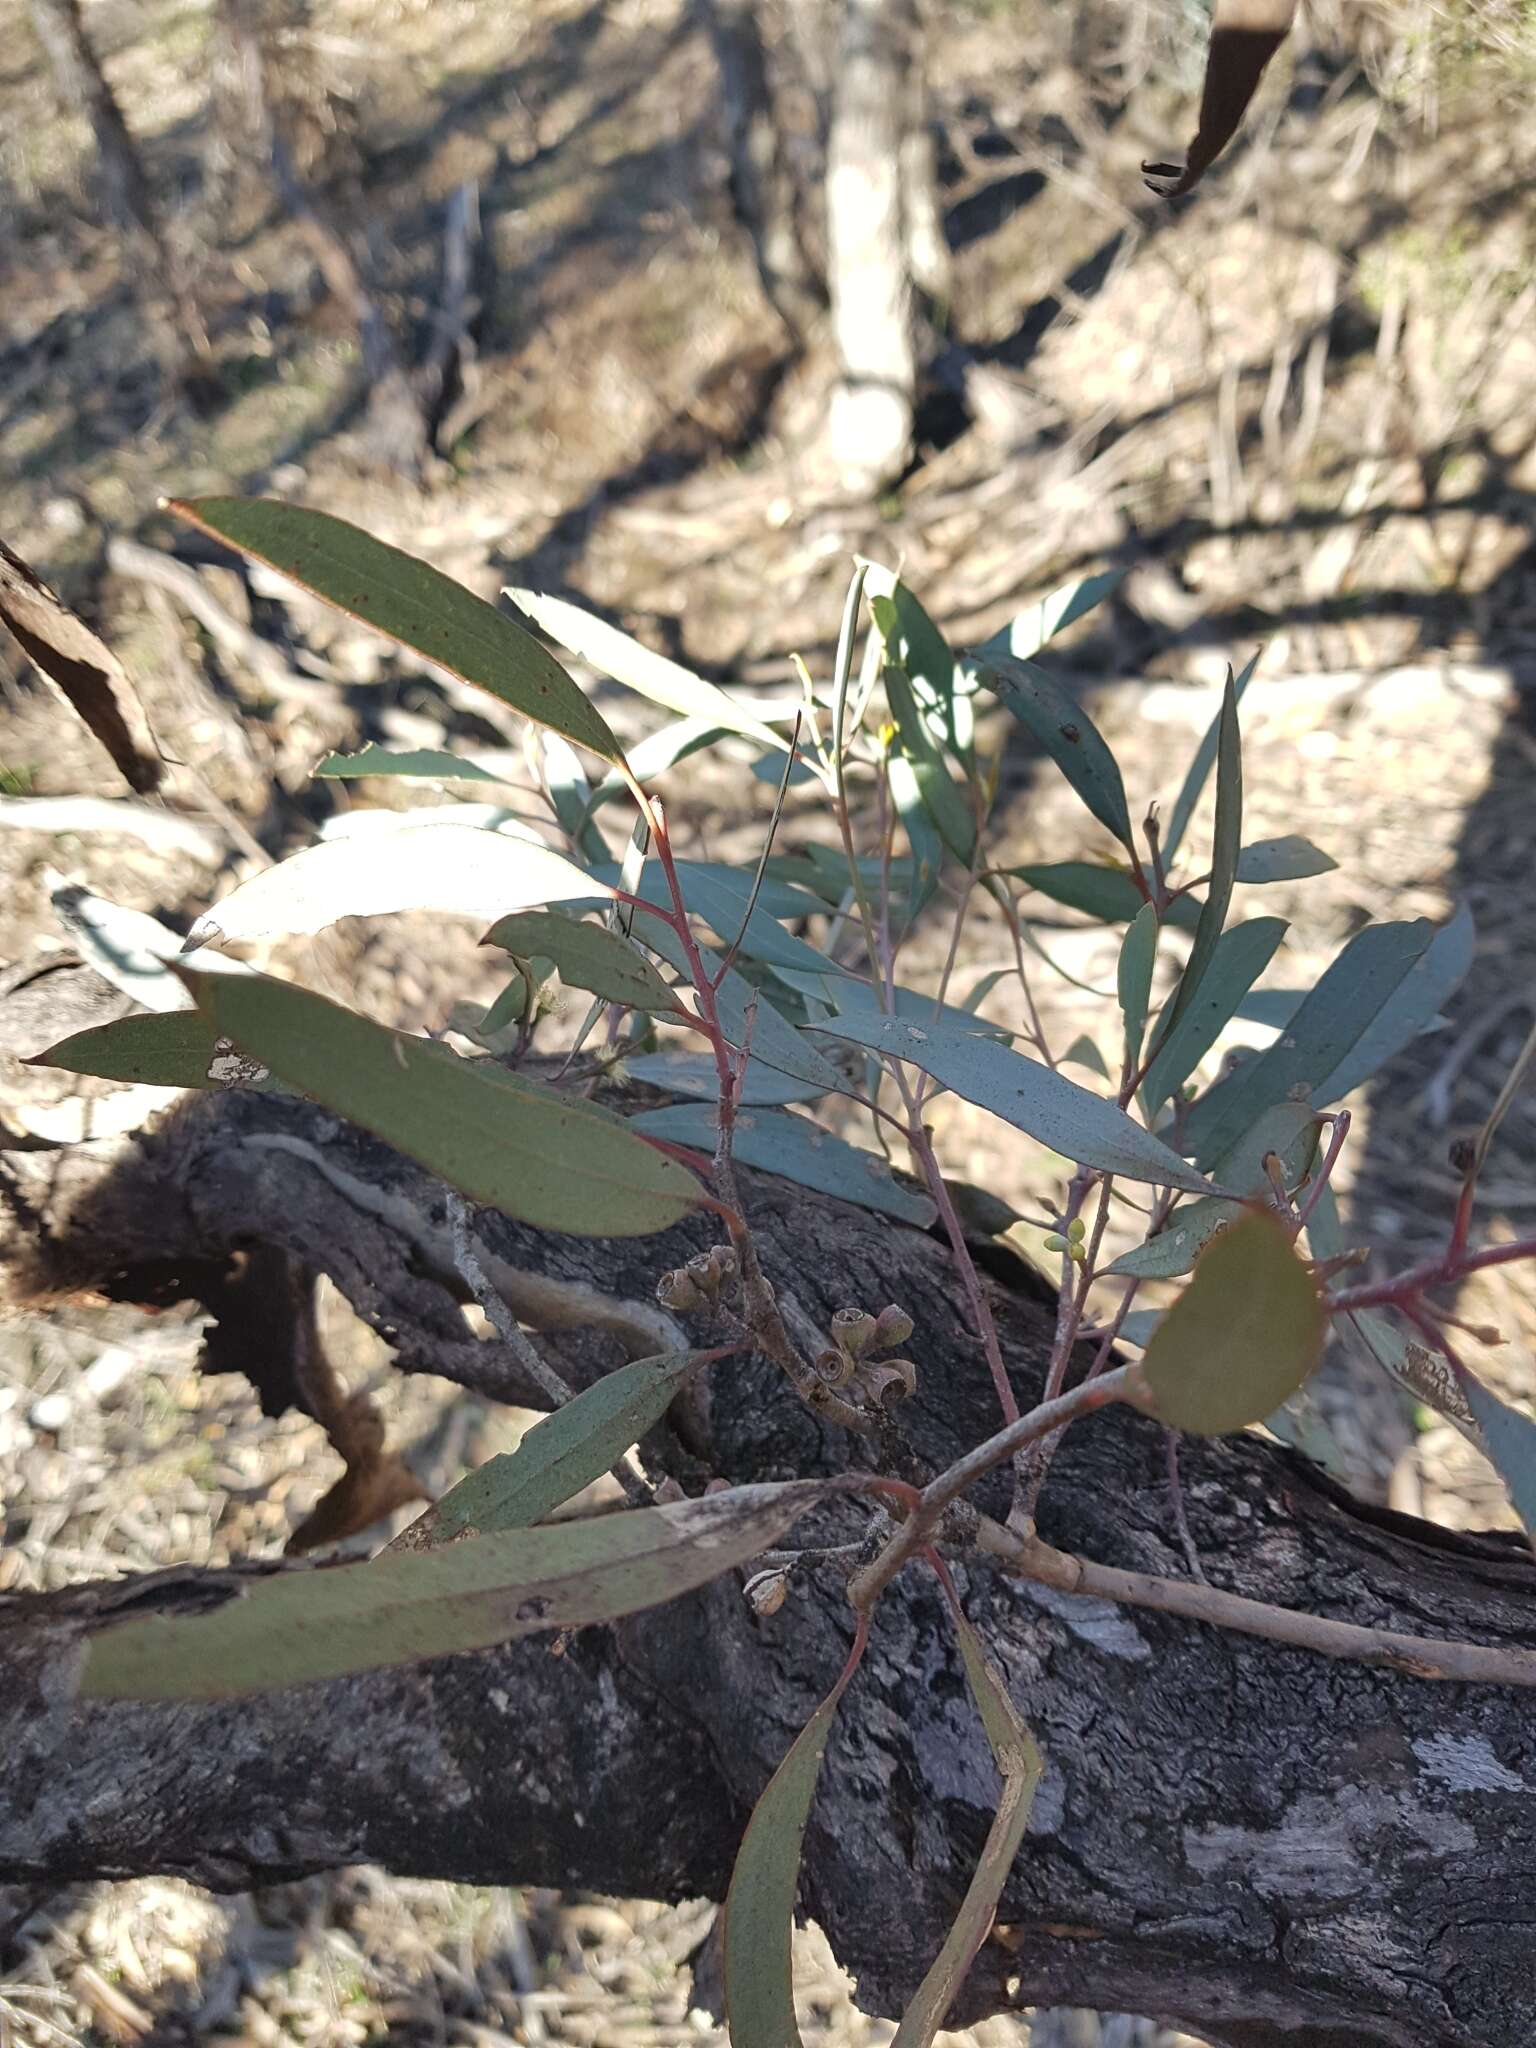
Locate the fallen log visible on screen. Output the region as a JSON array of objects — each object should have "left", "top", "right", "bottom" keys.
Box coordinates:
[{"left": 2, "top": 1080, "right": 1534, "bottom": 2048}]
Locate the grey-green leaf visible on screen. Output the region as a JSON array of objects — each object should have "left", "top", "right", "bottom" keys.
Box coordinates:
[
  {"left": 724, "top": 1650, "right": 861, "bottom": 2048},
  {"left": 639, "top": 920, "right": 839, "bottom": 1091},
  {"left": 28, "top": 1008, "right": 268, "bottom": 1092},
  {"left": 505, "top": 587, "right": 786, "bottom": 751},
  {"left": 1314, "top": 902, "right": 1474, "bottom": 1106},
  {"left": 624, "top": 1051, "right": 830, "bottom": 1106},
  {"left": 629, "top": 1103, "right": 936, "bottom": 1226},
  {"left": 313, "top": 744, "right": 506, "bottom": 784},
  {"left": 978, "top": 569, "right": 1123, "bottom": 664},
  {"left": 170, "top": 499, "right": 623, "bottom": 765},
  {"left": 393, "top": 1350, "right": 713, "bottom": 1549},
  {"left": 1235, "top": 835, "right": 1337, "bottom": 883},
  {"left": 1181, "top": 919, "right": 1435, "bottom": 1166},
  {"left": 1104, "top": 1102, "right": 1320, "bottom": 1281},
  {"left": 82, "top": 1483, "right": 826, "bottom": 1701},
  {"left": 883, "top": 651, "right": 976, "bottom": 861},
  {"left": 1453, "top": 1370, "right": 1536, "bottom": 1544},
  {"left": 189, "top": 828, "right": 605, "bottom": 947},
  {"left": 1153, "top": 670, "right": 1242, "bottom": 1047},
  {"left": 1117, "top": 903, "right": 1158, "bottom": 1067},
  {"left": 483, "top": 911, "right": 677, "bottom": 1013},
  {"left": 893, "top": 1609, "right": 1041, "bottom": 2048},
  {"left": 812, "top": 1012, "right": 1222, "bottom": 1194},
  {"left": 1009, "top": 863, "right": 1202, "bottom": 934},
  {"left": 1138, "top": 916, "right": 1287, "bottom": 1115},
  {"left": 973, "top": 651, "right": 1134, "bottom": 851},
  {"left": 1163, "top": 651, "right": 1257, "bottom": 863},
  {"left": 179, "top": 962, "right": 700, "bottom": 1237}
]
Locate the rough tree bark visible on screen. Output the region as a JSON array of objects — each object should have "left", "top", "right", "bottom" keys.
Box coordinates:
[
  {"left": 26, "top": 0, "right": 213, "bottom": 386},
  {"left": 2, "top": 1072, "right": 1535, "bottom": 2047}
]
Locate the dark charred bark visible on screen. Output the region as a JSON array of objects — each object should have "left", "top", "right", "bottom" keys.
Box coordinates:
[{"left": 2, "top": 1076, "right": 1535, "bottom": 2047}]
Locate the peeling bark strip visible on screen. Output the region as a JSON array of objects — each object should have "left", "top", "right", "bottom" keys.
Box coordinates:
[
  {"left": 3, "top": 1082, "right": 1536, "bottom": 2044},
  {"left": 1146, "top": 0, "right": 1299, "bottom": 198}
]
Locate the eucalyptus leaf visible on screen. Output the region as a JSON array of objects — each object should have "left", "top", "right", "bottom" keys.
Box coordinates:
[
  {"left": 639, "top": 920, "right": 839, "bottom": 1091},
  {"left": 1236, "top": 834, "right": 1337, "bottom": 883},
  {"left": 1142, "top": 1206, "right": 1325, "bottom": 1434},
  {"left": 1104, "top": 1102, "right": 1319, "bottom": 1281},
  {"left": 888, "top": 752, "right": 945, "bottom": 923},
  {"left": 629, "top": 1103, "right": 936, "bottom": 1225},
  {"left": 1117, "top": 902, "right": 1158, "bottom": 1068},
  {"left": 624, "top": 1050, "right": 831, "bottom": 1106},
  {"left": 1153, "top": 670, "right": 1241, "bottom": 1047},
  {"left": 1163, "top": 650, "right": 1258, "bottom": 863},
  {"left": 178, "top": 962, "right": 700, "bottom": 1237},
  {"left": 883, "top": 652, "right": 976, "bottom": 861},
  {"left": 977, "top": 569, "right": 1123, "bottom": 664},
  {"left": 28, "top": 1008, "right": 267, "bottom": 1092},
  {"left": 1061, "top": 1033, "right": 1110, "bottom": 1081},
  {"left": 1314, "top": 903, "right": 1475, "bottom": 1106},
  {"left": 540, "top": 732, "right": 611, "bottom": 863},
  {"left": 83, "top": 1483, "right": 827, "bottom": 1701},
  {"left": 483, "top": 911, "right": 677, "bottom": 1013},
  {"left": 170, "top": 499, "right": 623, "bottom": 764},
  {"left": 867, "top": 574, "right": 971, "bottom": 757},
  {"left": 1009, "top": 863, "right": 1202, "bottom": 934},
  {"left": 812, "top": 1012, "right": 1222, "bottom": 1194},
  {"left": 1138, "top": 916, "right": 1287, "bottom": 1115},
  {"left": 893, "top": 1608, "right": 1041, "bottom": 2048},
  {"left": 393, "top": 1350, "right": 714, "bottom": 1549},
  {"left": 319, "top": 804, "right": 547, "bottom": 844},
  {"left": 49, "top": 883, "right": 197, "bottom": 1013},
  {"left": 724, "top": 1649, "right": 861, "bottom": 2048},
  {"left": 1455, "top": 1370, "right": 1536, "bottom": 1543},
  {"left": 585, "top": 720, "right": 731, "bottom": 815},
  {"left": 973, "top": 651, "right": 1134, "bottom": 852},
  {"left": 505, "top": 587, "right": 786, "bottom": 751},
  {"left": 1181, "top": 919, "right": 1435, "bottom": 1166},
  {"left": 313, "top": 744, "right": 506, "bottom": 784},
  {"left": 190, "top": 828, "right": 605, "bottom": 947}
]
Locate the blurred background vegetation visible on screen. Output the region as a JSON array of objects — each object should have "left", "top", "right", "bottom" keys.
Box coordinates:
[{"left": 2, "top": 2, "right": 1535, "bottom": 2044}]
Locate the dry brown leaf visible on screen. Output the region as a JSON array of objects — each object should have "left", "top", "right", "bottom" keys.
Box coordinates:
[
  {"left": 1145, "top": 0, "right": 1299, "bottom": 199},
  {"left": 0, "top": 536, "right": 163, "bottom": 793}
]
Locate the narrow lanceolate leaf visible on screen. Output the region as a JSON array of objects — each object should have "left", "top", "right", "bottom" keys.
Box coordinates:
[
  {"left": 813, "top": 1013, "right": 1222, "bottom": 1195},
  {"left": 483, "top": 911, "right": 677, "bottom": 1014},
  {"left": 624, "top": 1051, "right": 830, "bottom": 1106},
  {"left": 640, "top": 920, "right": 839, "bottom": 1092},
  {"left": 188, "top": 828, "right": 605, "bottom": 947},
  {"left": 1154, "top": 670, "right": 1242, "bottom": 1046},
  {"left": 867, "top": 577, "right": 971, "bottom": 757},
  {"left": 1314, "top": 902, "right": 1474, "bottom": 1106},
  {"left": 888, "top": 753, "right": 944, "bottom": 923},
  {"left": 1181, "top": 919, "right": 1435, "bottom": 1167},
  {"left": 1061, "top": 1033, "right": 1110, "bottom": 1081},
  {"left": 1138, "top": 916, "right": 1287, "bottom": 1115},
  {"left": 884, "top": 656, "right": 976, "bottom": 861},
  {"left": 585, "top": 719, "right": 730, "bottom": 816},
  {"left": 1104, "top": 1102, "right": 1319, "bottom": 1281},
  {"left": 1009, "top": 863, "right": 1202, "bottom": 935},
  {"left": 1142, "top": 1206, "right": 1325, "bottom": 1435},
  {"left": 179, "top": 963, "right": 700, "bottom": 1237},
  {"left": 393, "top": 1351, "right": 714, "bottom": 1551},
  {"left": 724, "top": 1647, "right": 863, "bottom": 2048},
  {"left": 1163, "top": 651, "right": 1257, "bottom": 863},
  {"left": 540, "top": 732, "right": 611, "bottom": 863},
  {"left": 29, "top": 1009, "right": 270, "bottom": 1092},
  {"left": 170, "top": 499, "right": 623, "bottom": 764},
  {"left": 974, "top": 651, "right": 1134, "bottom": 852},
  {"left": 82, "top": 1483, "right": 826, "bottom": 1701},
  {"left": 505, "top": 587, "right": 786, "bottom": 751},
  {"left": 893, "top": 1609, "right": 1041, "bottom": 2048},
  {"left": 319, "top": 804, "right": 547, "bottom": 846},
  {"left": 0, "top": 536, "right": 162, "bottom": 792},
  {"left": 1455, "top": 1370, "right": 1536, "bottom": 1545},
  {"left": 629, "top": 1103, "right": 936, "bottom": 1226},
  {"left": 1117, "top": 903, "right": 1158, "bottom": 1068},
  {"left": 313, "top": 744, "right": 506, "bottom": 784},
  {"left": 1235, "top": 835, "right": 1337, "bottom": 884},
  {"left": 977, "top": 569, "right": 1124, "bottom": 665}
]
